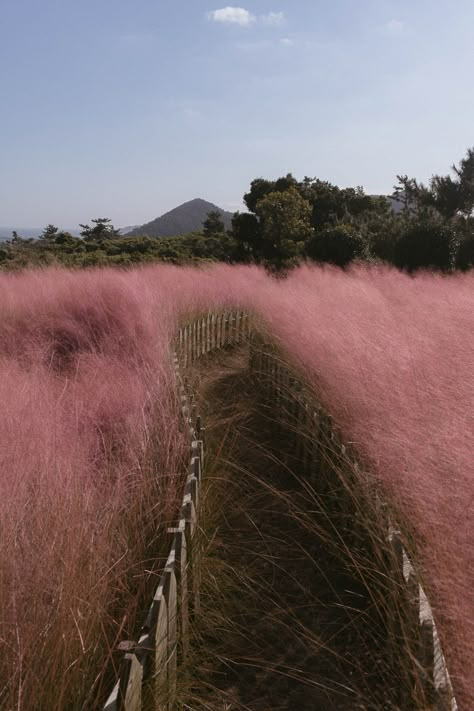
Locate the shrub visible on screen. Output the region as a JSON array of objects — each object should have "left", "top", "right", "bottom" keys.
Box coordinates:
[
  {"left": 305, "top": 225, "right": 365, "bottom": 266},
  {"left": 456, "top": 231, "right": 474, "bottom": 271},
  {"left": 393, "top": 219, "right": 458, "bottom": 272}
]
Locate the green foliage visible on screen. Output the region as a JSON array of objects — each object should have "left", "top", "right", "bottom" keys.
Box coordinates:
[
  {"left": 305, "top": 225, "right": 366, "bottom": 267},
  {"left": 395, "top": 147, "right": 474, "bottom": 220},
  {"left": 40, "top": 224, "right": 59, "bottom": 241},
  {"left": 456, "top": 229, "right": 474, "bottom": 271},
  {"left": 231, "top": 212, "right": 263, "bottom": 263},
  {"left": 243, "top": 178, "right": 277, "bottom": 213},
  {"left": 203, "top": 210, "right": 226, "bottom": 236},
  {"left": 392, "top": 175, "right": 423, "bottom": 215},
  {"left": 393, "top": 219, "right": 459, "bottom": 273},
  {"left": 453, "top": 147, "right": 474, "bottom": 217},
  {"left": 79, "top": 218, "right": 120, "bottom": 242},
  {"left": 255, "top": 187, "right": 313, "bottom": 269},
  {"left": 3, "top": 148, "right": 474, "bottom": 273},
  {"left": 11, "top": 230, "right": 25, "bottom": 245}
]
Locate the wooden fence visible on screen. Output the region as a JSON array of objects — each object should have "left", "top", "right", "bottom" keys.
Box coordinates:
[
  {"left": 101, "top": 311, "right": 456, "bottom": 711},
  {"left": 249, "top": 334, "right": 457, "bottom": 711},
  {"left": 102, "top": 312, "right": 250, "bottom": 711}
]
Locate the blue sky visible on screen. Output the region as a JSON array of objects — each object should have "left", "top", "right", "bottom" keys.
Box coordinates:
[{"left": 1, "top": 0, "right": 473, "bottom": 228}]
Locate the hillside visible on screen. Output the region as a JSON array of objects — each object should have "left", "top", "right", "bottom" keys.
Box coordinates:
[{"left": 125, "top": 198, "right": 233, "bottom": 238}]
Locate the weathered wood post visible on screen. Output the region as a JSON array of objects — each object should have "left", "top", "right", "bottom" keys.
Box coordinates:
[
  {"left": 162, "top": 565, "right": 177, "bottom": 710},
  {"left": 210, "top": 313, "right": 215, "bottom": 351},
  {"left": 217, "top": 312, "right": 223, "bottom": 348},
  {"left": 192, "top": 321, "right": 197, "bottom": 363},
  {"left": 166, "top": 525, "right": 189, "bottom": 663}
]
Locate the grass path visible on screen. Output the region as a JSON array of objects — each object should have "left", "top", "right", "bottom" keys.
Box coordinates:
[{"left": 180, "top": 346, "right": 401, "bottom": 710}]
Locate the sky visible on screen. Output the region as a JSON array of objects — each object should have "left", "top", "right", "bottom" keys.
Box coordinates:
[{"left": 1, "top": 0, "right": 473, "bottom": 228}]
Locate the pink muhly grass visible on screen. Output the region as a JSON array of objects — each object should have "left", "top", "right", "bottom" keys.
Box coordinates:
[
  {"left": 137, "top": 261, "right": 474, "bottom": 705},
  {"left": 244, "top": 264, "right": 474, "bottom": 707},
  {"left": 0, "top": 268, "right": 187, "bottom": 709},
  {"left": 0, "top": 262, "right": 473, "bottom": 707}
]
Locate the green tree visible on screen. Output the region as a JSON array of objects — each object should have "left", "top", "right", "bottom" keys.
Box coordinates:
[
  {"left": 202, "top": 210, "right": 225, "bottom": 236},
  {"left": 456, "top": 228, "right": 474, "bottom": 271},
  {"left": 393, "top": 219, "right": 458, "bottom": 272},
  {"left": 396, "top": 148, "right": 474, "bottom": 220},
  {"left": 452, "top": 147, "right": 474, "bottom": 217},
  {"left": 255, "top": 187, "right": 313, "bottom": 269},
  {"left": 305, "top": 225, "right": 365, "bottom": 267},
  {"left": 11, "top": 230, "right": 24, "bottom": 244},
  {"left": 243, "top": 177, "right": 278, "bottom": 213},
  {"left": 231, "top": 212, "right": 263, "bottom": 262},
  {"left": 40, "top": 224, "right": 60, "bottom": 241},
  {"left": 392, "top": 175, "right": 422, "bottom": 215},
  {"left": 79, "top": 218, "right": 120, "bottom": 242}
]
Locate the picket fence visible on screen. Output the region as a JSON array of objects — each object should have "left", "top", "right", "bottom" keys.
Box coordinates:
[
  {"left": 250, "top": 336, "right": 457, "bottom": 711},
  {"left": 102, "top": 311, "right": 456, "bottom": 711},
  {"left": 103, "top": 312, "right": 250, "bottom": 711}
]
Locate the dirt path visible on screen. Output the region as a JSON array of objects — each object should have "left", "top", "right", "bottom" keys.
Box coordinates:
[{"left": 183, "top": 347, "right": 400, "bottom": 711}]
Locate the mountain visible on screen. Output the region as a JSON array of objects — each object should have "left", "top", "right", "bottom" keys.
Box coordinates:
[
  {"left": 125, "top": 199, "right": 234, "bottom": 238},
  {"left": 371, "top": 195, "right": 405, "bottom": 215},
  {"left": 119, "top": 225, "right": 140, "bottom": 235}
]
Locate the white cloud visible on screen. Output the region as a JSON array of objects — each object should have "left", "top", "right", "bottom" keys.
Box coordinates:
[
  {"left": 208, "top": 7, "right": 256, "bottom": 26},
  {"left": 208, "top": 7, "right": 286, "bottom": 28},
  {"left": 280, "top": 37, "right": 294, "bottom": 47},
  {"left": 261, "top": 11, "right": 286, "bottom": 26},
  {"left": 383, "top": 19, "right": 404, "bottom": 35}
]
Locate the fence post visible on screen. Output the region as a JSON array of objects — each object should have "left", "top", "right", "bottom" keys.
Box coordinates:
[
  {"left": 167, "top": 526, "right": 189, "bottom": 664},
  {"left": 183, "top": 495, "right": 199, "bottom": 618},
  {"left": 162, "top": 566, "right": 177, "bottom": 710},
  {"left": 117, "top": 652, "right": 143, "bottom": 711},
  {"left": 154, "top": 592, "right": 169, "bottom": 711},
  {"left": 210, "top": 313, "right": 215, "bottom": 351},
  {"left": 218, "top": 312, "right": 223, "bottom": 348},
  {"left": 236, "top": 311, "right": 242, "bottom": 343}
]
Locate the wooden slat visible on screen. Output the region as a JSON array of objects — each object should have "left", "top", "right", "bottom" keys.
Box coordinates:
[
  {"left": 210, "top": 313, "right": 215, "bottom": 351},
  {"left": 154, "top": 588, "right": 168, "bottom": 711},
  {"left": 183, "top": 498, "right": 199, "bottom": 617},
  {"left": 163, "top": 566, "right": 177, "bottom": 710},
  {"left": 168, "top": 526, "right": 189, "bottom": 662},
  {"left": 103, "top": 681, "right": 120, "bottom": 711},
  {"left": 201, "top": 317, "right": 206, "bottom": 356},
  {"left": 117, "top": 653, "right": 142, "bottom": 711}
]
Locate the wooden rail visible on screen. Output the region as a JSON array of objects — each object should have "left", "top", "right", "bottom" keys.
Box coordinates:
[
  {"left": 101, "top": 311, "right": 456, "bottom": 711},
  {"left": 102, "top": 312, "right": 249, "bottom": 711},
  {"left": 250, "top": 334, "right": 457, "bottom": 711}
]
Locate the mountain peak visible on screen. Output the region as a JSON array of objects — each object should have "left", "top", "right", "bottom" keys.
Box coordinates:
[{"left": 125, "top": 199, "right": 233, "bottom": 238}]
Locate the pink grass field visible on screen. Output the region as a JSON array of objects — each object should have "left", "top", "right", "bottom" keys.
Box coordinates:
[{"left": 0, "top": 264, "right": 472, "bottom": 708}]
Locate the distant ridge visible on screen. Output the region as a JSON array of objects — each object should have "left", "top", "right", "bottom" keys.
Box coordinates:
[
  {"left": 119, "top": 225, "right": 140, "bottom": 235},
  {"left": 125, "top": 198, "right": 233, "bottom": 238},
  {"left": 0, "top": 227, "right": 80, "bottom": 241}
]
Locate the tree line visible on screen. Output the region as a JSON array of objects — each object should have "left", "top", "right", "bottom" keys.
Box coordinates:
[{"left": 2, "top": 147, "right": 473, "bottom": 273}]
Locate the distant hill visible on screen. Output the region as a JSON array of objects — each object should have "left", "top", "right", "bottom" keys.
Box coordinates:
[
  {"left": 119, "top": 225, "right": 140, "bottom": 235},
  {"left": 371, "top": 195, "right": 405, "bottom": 215},
  {"left": 0, "top": 227, "right": 80, "bottom": 241},
  {"left": 125, "top": 199, "right": 234, "bottom": 238},
  {"left": 0, "top": 227, "right": 42, "bottom": 241}
]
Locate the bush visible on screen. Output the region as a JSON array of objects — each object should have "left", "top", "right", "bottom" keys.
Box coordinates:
[
  {"left": 393, "top": 219, "right": 458, "bottom": 272},
  {"left": 456, "top": 232, "right": 474, "bottom": 271},
  {"left": 305, "top": 225, "right": 365, "bottom": 267}
]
